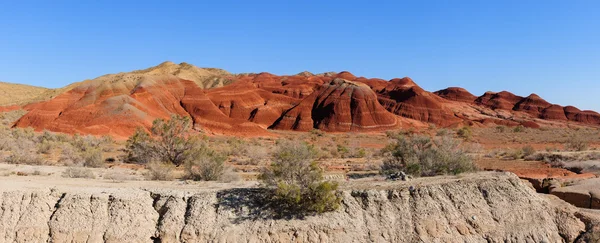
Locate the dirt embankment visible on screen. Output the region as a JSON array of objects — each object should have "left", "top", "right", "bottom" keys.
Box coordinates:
[{"left": 0, "top": 172, "right": 596, "bottom": 242}]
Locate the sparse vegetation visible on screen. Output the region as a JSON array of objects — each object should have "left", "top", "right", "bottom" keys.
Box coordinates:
[
  {"left": 146, "top": 161, "right": 175, "bottom": 181},
  {"left": 457, "top": 126, "right": 472, "bottom": 140},
  {"left": 522, "top": 145, "right": 535, "bottom": 157},
  {"left": 259, "top": 140, "right": 340, "bottom": 216},
  {"left": 565, "top": 135, "right": 589, "bottom": 151},
  {"left": 380, "top": 135, "right": 475, "bottom": 177},
  {"left": 184, "top": 152, "right": 227, "bottom": 181},
  {"left": 124, "top": 115, "right": 206, "bottom": 166},
  {"left": 495, "top": 125, "right": 506, "bottom": 133},
  {"left": 513, "top": 125, "right": 525, "bottom": 133},
  {"left": 62, "top": 167, "right": 96, "bottom": 179}
]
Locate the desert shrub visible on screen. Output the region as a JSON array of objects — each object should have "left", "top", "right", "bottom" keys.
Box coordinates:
[
  {"left": 436, "top": 129, "right": 449, "bottom": 136},
  {"left": 102, "top": 170, "right": 138, "bottom": 182},
  {"left": 380, "top": 135, "right": 475, "bottom": 177},
  {"left": 124, "top": 115, "right": 206, "bottom": 166},
  {"left": 70, "top": 134, "right": 104, "bottom": 152},
  {"left": 124, "top": 127, "right": 155, "bottom": 164},
  {"left": 245, "top": 145, "right": 269, "bottom": 165},
  {"left": 184, "top": 152, "right": 227, "bottom": 181},
  {"left": 565, "top": 135, "right": 588, "bottom": 151},
  {"left": 10, "top": 127, "right": 35, "bottom": 140},
  {"left": 5, "top": 139, "right": 43, "bottom": 165},
  {"left": 81, "top": 149, "right": 104, "bottom": 168},
  {"left": 513, "top": 125, "right": 525, "bottom": 133},
  {"left": 224, "top": 138, "right": 248, "bottom": 157},
  {"left": 310, "top": 128, "right": 325, "bottom": 137},
  {"left": 495, "top": 125, "right": 506, "bottom": 133},
  {"left": 457, "top": 126, "right": 472, "bottom": 140},
  {"left": 219, "top": 167, "right": 241, "bottom": 182},
  {"left": 522, "top": 145, "right": 536, "bottom": 157},
  {"left": 506, "top": 149, "right": 524, "bottom": 160},
  {"left": 38, "top": 130, "right": 57, "bottom": 143},
  {"left": 37, "top": 141, "right": 53, "bottom": 154},
  {"left": 0, "top": 109, "right": 27, "bottom": 126},
  {"left": 259, "top": 140, "right": 340, "bottom": 216},
  {"left": 0, "top": 131, "right": 14, "bottom": 151},
  {"left": 355, "top": 148, "right": 367, "bottom": 158},
  {"left": 336, "top": 144, "right": 350, "bottom": 158},
  {"left": 146, "top": 161, "right": 175, "bottom": 181},
  {"left": 62, "top": 167, "right": 95, "bottom": 179},
  {"left": 6, "top": 150, "right": 43, "bottom": 165},
  {"left": 58, "top": 143, "right": 81, "bottom": 166},
  {"left": 524, "top": 152, "right": 578, "bottom": 167}
]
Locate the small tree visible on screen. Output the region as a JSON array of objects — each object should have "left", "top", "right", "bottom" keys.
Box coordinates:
[
  {"left": 125, "top": 115, "right": 203, "bottom": 166},
  {"left": 125, "top": 115, "right": 227, "bottom": 181},
  {"left": 260, "top": 141, "right": 340, "bottom": 216}
]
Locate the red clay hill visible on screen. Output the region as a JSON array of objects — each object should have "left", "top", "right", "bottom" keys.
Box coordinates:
[{"left": 7, "top": 62, "right": 600, "bottom": 137}]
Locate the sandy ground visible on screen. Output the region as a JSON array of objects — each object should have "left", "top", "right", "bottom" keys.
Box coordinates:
[{"left": 0, "top": 162, "right": 504, "bottom": 193}]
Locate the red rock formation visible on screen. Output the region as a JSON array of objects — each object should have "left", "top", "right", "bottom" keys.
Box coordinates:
[
  {"left": 371, "top": 78, "right": 461, "bottom": 126},
  {"left": 434, "top": 87, "right": 477, "bottom": 103},
  {"left": 476, "top": 91, "right": 523, "bottom": 110},
  {"left": 513, "top": 94, "right": 552, "bottom": 117},
  {"left": 15, "top": 77, "right": 267, "bottom": 138},
  {"left": 564, "top": 106, "right": 600, "bottom": 124},
  {"left": 10, "top": 62, "right": 600, "bottom": 137},
  {"left": 541, "top": 104, "right": 568, "bottom": 121},
  {"left": 270, "top": 78, "right": 398, "bottom": 132},
  {"left": 206, "top": 80, "right": 299, "bottom": 128}
]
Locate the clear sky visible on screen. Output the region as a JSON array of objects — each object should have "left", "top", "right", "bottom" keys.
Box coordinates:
[{"left": 1, "top": 1, "right": 599, "bottom": 110}]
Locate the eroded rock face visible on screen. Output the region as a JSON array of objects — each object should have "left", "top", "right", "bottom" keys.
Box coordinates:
[
  {"left": 0, "top": 173, "right": 591, "bottom": 242},
  {"left": 271, "top": 78, "right": 398, "bottom": 132},
  {"left": 14, "top": 77, "right": 267, "bottom": 138},
  {"left": 513, "top": 94, "right": 553, "bottom": 117},
  {"left": 367, "top": 78, "right": 461, "bottom": 126},
  {"left": 476, "top": 91, "right": 524, "bottom": 110},
  {"left": 434, "top": 87, "right": 477, "bottom": 103}
]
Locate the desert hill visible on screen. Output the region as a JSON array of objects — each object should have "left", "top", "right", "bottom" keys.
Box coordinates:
[
  {"left": 0, "top": 81, "right": 49, "bottom": 106},
  {"left": 4, "top": 62, "right": 599, "bottom": 137}
]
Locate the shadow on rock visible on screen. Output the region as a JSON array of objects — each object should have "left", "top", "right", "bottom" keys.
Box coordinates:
[{"left": 217, "top": 188, "right": 314, "bottom": 223}]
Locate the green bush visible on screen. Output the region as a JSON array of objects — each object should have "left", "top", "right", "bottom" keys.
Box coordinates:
[
  {"left": 380, "top": 135, "right": 475, "bottom": 177},
  {"left": 336, "top": 144, "right": 349, "bottom": 158},
  {"left": 260, "top": 140, "right": 340, "bottom": 216}
]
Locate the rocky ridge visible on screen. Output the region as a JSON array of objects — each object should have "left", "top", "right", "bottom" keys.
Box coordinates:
[{"left": 6, "top": 62, "right": 600, "bottom": 137}]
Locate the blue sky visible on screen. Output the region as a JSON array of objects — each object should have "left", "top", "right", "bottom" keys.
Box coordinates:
[{"left": 1, "top": 0, "right": 599, "bottom": 110}]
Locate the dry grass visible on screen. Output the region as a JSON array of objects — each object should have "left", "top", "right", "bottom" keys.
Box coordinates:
[
  {"left": 0, "top": 82, "right": 49, "bottom": 106},
  {"left": 62, "top": 167, "right": 96, "bottom": 179}
]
